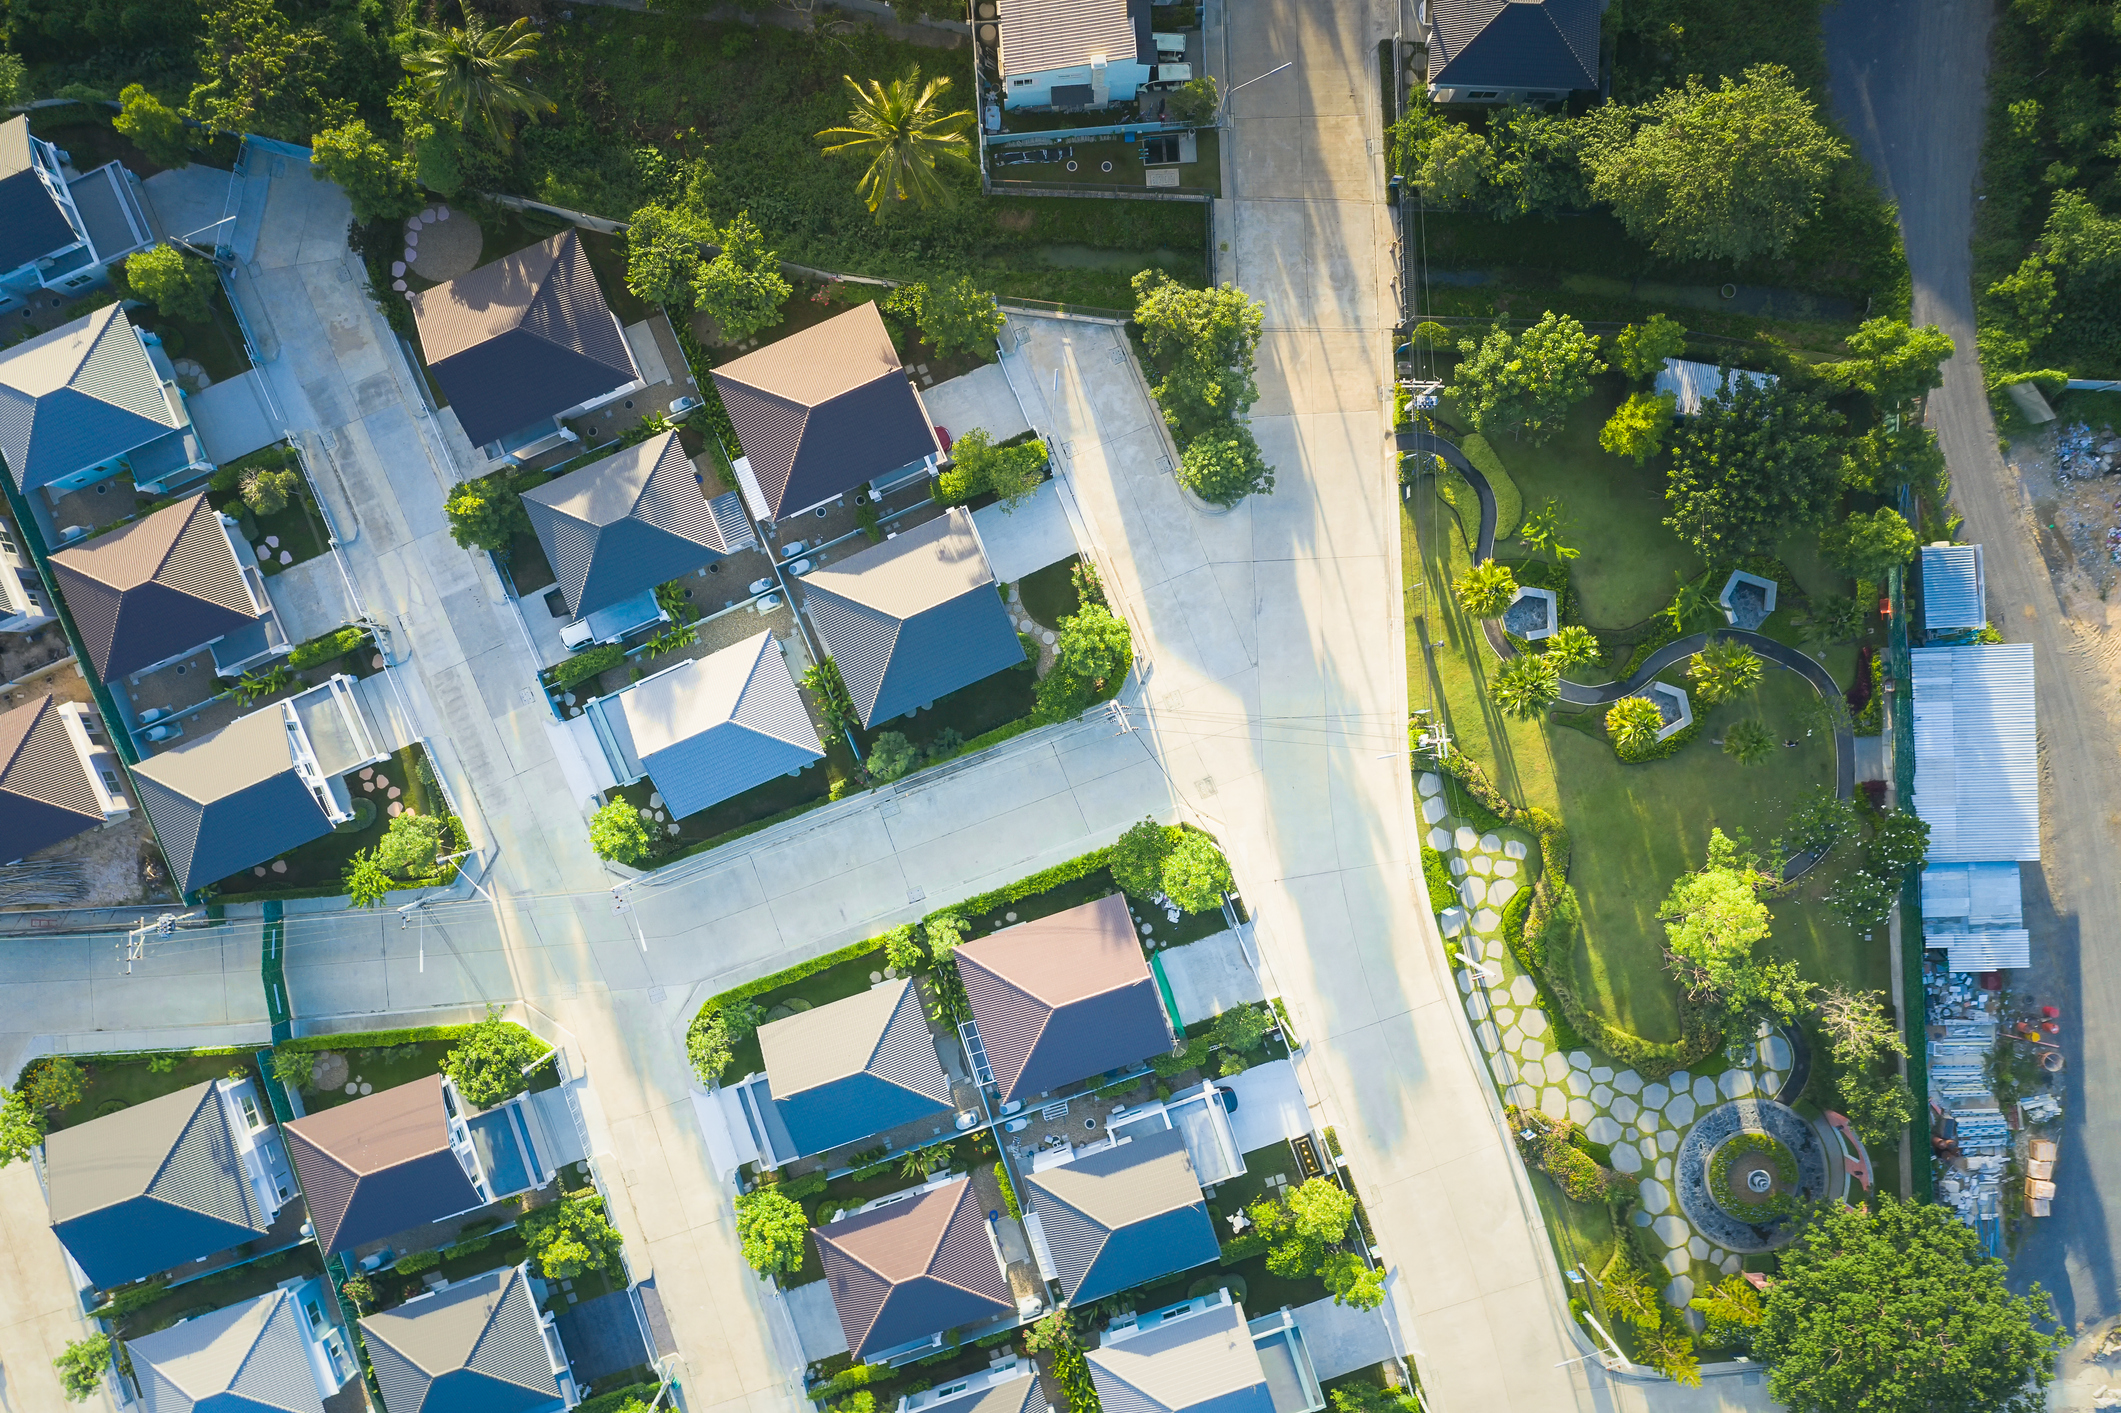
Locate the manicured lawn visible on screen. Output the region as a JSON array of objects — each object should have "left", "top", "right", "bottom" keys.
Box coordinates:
[
  {"left": 618, "top": 747, "right": 847, "bottom": 861},
  {"left": 1523, "top": 1169, "right": 1620, "bottom": 1299},
  {"left": 715, "top": 948, "right": 890, "bottom": 1084},
  {"left": 208, "top": 445, "right": 331, "bottom": 576},
  {"left": 1550, "top": 669, "right": 1845, "bottom": 1043},
  {"left": 298, "top": 1040, "right": 456, "bottom": 1113},
  {"left": 45, "top": 1051, "right": 263, "bottom": 1134},
  {"left": 217, "top": 745, "right": 451, "bottom": 897},
  {"left": 1018, "top": 555, "right": 1083, "bottom": 630},
  {"left": 114, "top": 1246, "right": 325, "bottom": 1340},
  {"left": 132, "top": 282, "right": 252, "bottom": 385}
]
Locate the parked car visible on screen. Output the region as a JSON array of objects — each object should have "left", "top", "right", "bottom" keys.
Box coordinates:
[{"left": 935, "top": 425, "right": 953, "bottom": 455}]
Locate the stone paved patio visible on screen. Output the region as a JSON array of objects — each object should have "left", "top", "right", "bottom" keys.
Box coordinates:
[{"left": 1419, "top": 770, "right": 1794, "bottom": 1313}]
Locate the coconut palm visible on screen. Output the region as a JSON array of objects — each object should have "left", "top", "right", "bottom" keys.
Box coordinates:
[
  {"left": 1689, "top": 639, "right": 1764, "bottom": 704},
  {"left": 815, "top": 68, "right": 974, "bottom": 217},
  {"left": 1662, "top": 570, "right": 1721, "bottom": 635},
  {"left": 1543, "top": 624, "right": 1601, "bottom": 673},
  {"left": 1518, "top": 498, "right": 1580, "bottom": 561},
  {"left": 402, "top": 13, "right": 555, "bottom": 150},
  {"left": 1723, "top": 718, "right": 1774, "bottom": 765},
  {"left": 1491, "top": 654, "right": 1561, "bottom": 720},
  {"left": 1453, "top": 558, "right": 1517, "bottom": 618},
  {"left": 1606, "top": 695, "right": 1665, "bottom": 756}
]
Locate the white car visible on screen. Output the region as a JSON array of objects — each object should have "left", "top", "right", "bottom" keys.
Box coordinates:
[{"left": 748, "top": 577, "right": 775, "bottom": 596}]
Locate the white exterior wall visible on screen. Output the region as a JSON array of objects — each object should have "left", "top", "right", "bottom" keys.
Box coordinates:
[{"left": 1002, "top": 57, "right": 1155, "bottom": 109}]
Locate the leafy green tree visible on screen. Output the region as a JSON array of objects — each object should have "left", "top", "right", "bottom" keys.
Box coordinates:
[
  {"left": 915, "top": 275, "right": 1004, "bottom": 356},
  {"left": 54, "top": 1333, "right": 112, "bottom": 1402},
  {"left": 1131, "top": 272, "right": 1265, "bottom": 440},
  {"left": 240, "top": 464, "right": 300, "bottom": 516},
  {"left": 1664, "top": 374, "right": 1842, "bottom": 558},
  {"left": 923, "top": 911, "right": 965, "bottom": 963},
  {"left": 522, "top": 1192, "right": 625, "bottom": 1280},
  {"left": 1165, "top": 75, "right": 1218, "bottom": 125},
  {"left": 1839, "top": 422, "right": 1947, "bottom": 498},
  {"left": 1484, "top": 107, "right": 1589, "bottom": 221},
  {"left": 1662, "top": 570, "right": 1723, "bottom": 636},
  {"left": 1828, "top": 318, "right": 1955, "bottom": 408},
  {"left": 1492, "top": 653, "right": 1560, "bottom": 720},
  {"left": 444, "top": 1005, "right": 547, "bottom": 1107},
  {"left": 444, "top": 474, "right": 529, "bottom": 551},
  {"left": 187, "top": 0, "right": 342, "bottom": 141},
  {"left": 1826, "top": 867, "right": 1895, "bottom": 930},
  {"left": 1161, "top": 831, "right": 1232, "bottom": 912},
  {"left": 694, "top": 213, "right": 790, "bottom": 344},
  {"left": 1779, "top": 785, "right": 1857, "bottom": 858},
  {"left": 589, "top": 799, "right": 652, "bottom": 864},
  {"left": 1599, "top": 390, "right": 1676, "bottom": 463},
  {"left": 1284, "top": 1176, "right": 1355, "bottom": 1244},
  {"left": 1723, "top": 718, "right": 1773, "bottom": 765},
  {"left": 1838, "top": 1065, "right": 1914, "bottom": 1146},
  {"left": 343, "top": 849, "right": 393, "bottom": 907},
  {"left": 20, "top": 1058, "right": 82, "bottom": 1112},
  {"left": 686, "top": 1009, "right": 733, "bottom": 1084},
  {"left": 1614, "top": 314, "right": 1687, "bottom": 382},
  {"left": 883, "top": 924, "right": 925, "bottom": 973},
  {"left": 1211, "top": 1004, "right": 1271, "bottom": 1054},
  {"left": 1795, "top": 594, "right": 1863, "bottom": 647},
  {"left": 1111, "top": 818, "right": 1176, "bottom": 898},
  {"left": 0, "top": 52, "right": 25, "bottom": 110},
  {"left": 1050, "top": 604, "right": 1133, "bottom": 701},
  {"left": 311, "top": 119, "right": 419, "bottom": 223},
  {"left": 125, "top": 243, "right": 217, "bottom": 324},
  {"left": 1691, "top": 1273, "right": 1764, "bottom": 1352},
  {"left": 1584, "top": 64, "right": 1850, "bottom": 264},
  {"left": 374, "top": 810, "right": 448, "bottom": 876},
  {"left": 815, "top": 68, "right": 973, "bottom": 217},
  {"left": 114, "top": 84, "right": 191, "bottom": 168},
  {"left": 624, "top": 203, "right": 711, "bottom": 310},
  {"left": 803, "top": 658, "right": 860, "bottom": 734},
  {"left": 942, "top": 429, "right": 1047, "bottom": 512},
  {"left": 1597, "top": 1256, "right": 1664, "bottom": 1331},
  {"left": 1543, "top": 624, "right": 1601, "bottom": 672},
  {"left": 1416, "top": 122, "right": 1494, "bottom": 205},
  {"left": 1659, "top": 829, "right": 1805, "bottom": 1023},
  {"left": 270, "top": 1046, "right": 313, "bottom": 1091},
  {"left": 1606, "top": 695, "right": 1664, "bottom": 755},
  {"left": 1822, "top": 507, "right": 1918, "bottom": 579},
  {"left": 866, "top": 731, "right": 919, "bottom": 783},
  {"left": 1517, "top": 498, "right": 1579, "bottom": 561},
  {"left": 1177, "top": 424, "right": 1274, "bottom": 506},
  {"left": 1322, "top": 1251, "right": 1386, "bottom": 1310},
  {"left": 1448, "top": 313, "right": 1604, "bottom": 443},
  {"left": 1815, "top": 982, "right": 1911, "bottom": 1143},
  {"left": 1688, "top": 640, "right": 1763, "bottom": 705},
  {"left": 1453, "top": 559, "right": 1516, "bottom": 618},
  {"left": 734, "top": 1188, "right": 808, "bottom": 1275},
  {"left": 402, "top": 13, "right": 554, "bottom": 150},
  {"left": 1637, "top": 1314, "right": 1703, "bottom": 1387},
  {"left": 340, "top": 1274, "right": 375, "bottom": 1311},
  {"left": 1868, "top": 809, "right": 1931, "bottom": 875},
  {"left": 1756, "top": 1198, "right": 2063, "bottom": 1413}
]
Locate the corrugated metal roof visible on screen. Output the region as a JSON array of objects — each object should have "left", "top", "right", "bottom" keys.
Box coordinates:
[
  {"left": 1088, "top": 1302, "right": 1274, "bottom": 1413},
  {"left": 813, "top": 1177, "right": 1013, "bottom": 1359},
  {"left": 1921, "top": 862, "right": 2023, "bottom": 926},
  {"left": 283, "top": 1075, "right": 486, "bottom": 1255},
  {"left": 46, "top": 1080, "right": 270, "bottom": 1290},
  {"left": 361, "top": 1267, "right": 561, "bottom": 1413},
  {"left": 956, "top": 894, "right": 1172, "bottom": 1103},
  {"left": 1929, "top": 930, "right": 2032, "bottom": 972},
  {"left": 759, "top": 978, "right": 954, "bottom": 1157},
  {"left": 1427, "top": 0, "right": 1599, "bottom": 92},
  {"left": 131, "top": 707, "right": 334, "bottom": 894},
  {"left": 996, "top": 0, "right": 1147, "bottom": 77},
  {"left": 522, "top": 431, "right": 749, "bottom": 616},
  {"left": 1921, "top": 544, "right": 1987, "bottom": 632},
  {"left": 921, "top": 1369, "right": 1041, "bottom": 1413},
  {"left": 131, "top": 1287, "right": 326, "bottom": 1413},
  {"left": 1910, "top": 644, "right": 2039, "bottom": 862},
  {"left": 50, "top": 493, "right": 258, "bottom": 679},
  {"left": 410, "top": 231, "right": 639, "bottom": 447},
  {"left": 593, "top": 629, "right": 824, "bottom": 819},
  {"left": 0, "top": 696, "right": 109, "bottom": 862},
  {"left": 0, "top": 117, "right": 77, "bottom": 276},
  {"left": 710, "top": 303, "right": 937, "bottom": 519},
  {"left": 1651, "top": 359, "right": 1778, "bottom": 418},
  {"left": 0, "top": 303, "right": 185, "bottom": 494},
  {"left": 1025, "top": 1128, "right": 1218, "bottom": 1304},
  {"left": 802, "top": 508, "right": 1025, "bottom": 727}
]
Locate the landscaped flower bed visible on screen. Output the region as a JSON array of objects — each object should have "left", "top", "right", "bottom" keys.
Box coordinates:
[{"left": 1707, "top": 1130, "right": 1798, "bottom": 1220}]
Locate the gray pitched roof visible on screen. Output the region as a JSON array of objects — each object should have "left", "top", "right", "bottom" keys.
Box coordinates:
[
  {"left": 1025, "top": 1128, "right": 1218, "bottom": 1304},
  {"left": 814, "top": 1177, "right": 1013, "bottom": 1359},
  {"left": 0, "top": 117, "right": 77, "bottom": 276},
  {"left": 522, "top": 431, "right": 756, "bottom": 616},
  {"left": 0, "top": 303, "right": 184, "bottom": 494},
  {"left": 410, "top": 231, "right": 639, "bottom": 447},
  {"left": 956, "top": 893, "right": 1171, "bottom": 1103},
  {"left": 282, "top": 1074, "right": 487, "bottom": 1256},
  {"left": 130, "top": 1286, "right": 327, "bottom": 1413},
  {"left": 759, "top": 978, "right": 954, "bottom": 1157},
  {"left": 996, "top": 0, "right": 1150, "bottom": 75},
  {"left": 1088, "top": 1302, "right": 1275, "bottom": 1413},
  {"left": 591, "top": 629, "right": 824, "bottom": 819},
  {"left": 46, "top": 1080, "right": 270, "bottom": 1290},
  {"left": 710, "top": 302, "right": 938, "bottom": 519},
  {"left": 49, "top": 493, "right": 257, "bottom": 680},
  {"left": 1921, "top": 543, "right": 1987, "bottom": 632},
  {"left": 1427, "top": 0, "right": 1600, "bottom": 92},
  {"left": 360, "top": 1267, "right": 562, "bottom": 1413},
  {"left": 0, "top": 695, "right": 109, "bottom": 862},
  {"left": 801, "top": 508, "right": 1024, "bottom": 727},
  {"left": 922, "top": 1369, "right": 1042, "bottom": 1413},
  {"left": 131, "top": 707, "right": 334, "bottom": 895}
]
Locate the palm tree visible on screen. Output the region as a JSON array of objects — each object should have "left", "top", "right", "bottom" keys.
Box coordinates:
[
  {"left": 1453, "top": 558, "right": 1517, "bottom": 618},
  {"left": 1492, "top": 654, "right": 1561, "bottom": 720},
  {"left": 1543, "top": 624, "right": 1601, "bottom": 673},
  {"left": 1689, "top": 639, "right": 1764, "bottom": 704},
  {"left": 402, "top": 13, "right": 555, "bottom": 150},
  {"left": 815, "top": 68, "right": 974, "bottom": 218},
  {"left": 1723, "top": 718, "right": 1774, "bottom": 765},
  {"left": 1662, "top": 570, "right": 1721, "bottom": 635},
  {"left": 1606, "top": 695, "right": 1664, "bottom": 756}
]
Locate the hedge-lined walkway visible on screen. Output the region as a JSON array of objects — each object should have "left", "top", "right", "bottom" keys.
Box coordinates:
[{"left": 1419, "top": 770, "right": 1793, "bottom": 1314}]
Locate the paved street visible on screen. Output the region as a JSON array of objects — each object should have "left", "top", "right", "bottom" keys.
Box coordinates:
[{"left": 1823, "top": 3, "right": 2121, "bottom": 1391}]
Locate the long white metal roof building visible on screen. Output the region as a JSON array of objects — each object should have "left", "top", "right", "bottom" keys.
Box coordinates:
[{"left": 1910, "top": 643, "right": 2039, "bottom": 863}]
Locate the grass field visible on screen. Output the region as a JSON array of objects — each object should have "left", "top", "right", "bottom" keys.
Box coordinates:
[{"left": 45, "top": 1052, "right": 262, "bottom": 1133}]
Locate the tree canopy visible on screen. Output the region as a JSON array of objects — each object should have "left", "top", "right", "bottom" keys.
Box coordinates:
[
  {"left": 1822, "top": 507, "right": 1918, "bottom": 579},
  {"left": 124, "top": 244, "right": 219, "bottom": 324},
  {"left": 1829, "top": 318, "right": 1955, "bottom": 409},
  {"left": 1453, "top": 559, "right": 1517, "bottom": 617},
  {"left": 1492, "top": 654, "right": 1561, "bottom": 719},
  {"left": 1178, "top": 425, "right": 1274, "bottom": 506},
  {"left": 1664, "top": 373, "right": 1842, "bottom": 558},
  {"left": 624, "top": 202, "right": 712, "bottom": 309},
  {"left": 1037, "top": 604, "right": 1132, "bottom": 721},
  {"left": 1600, "top": 390, "right": 1676, "bottom": 463},
  {"left": 1132, "top": 272, "right": 1265, "bottom": 441},
  {"left": 1755, "top": 1198, "right": 2064, "bottom": 1413},
  {"left": 589, "top": 798, "right": 651, "bottom": 864},
  {"left": 735, "top": 1189, "right": 808, "bottom": 1275},
  {"left": 1161, "top": 831, "right": 1233, "bottom": 912},
  {"left": 815, "top": 67, "right": 973, "bottom": 217},
  {"left": 693, "top": 213, "right": 790, "bottom": 344},
  {"left": 1447, "top": 313, "right": 1605, "bottom": 444},
  {"left": 443, "top": 1006, "right": 548, "bottom": 1107},
  {"left": 1615, "top": 314, "right": 1688, "bottom": 382},
  {"left": 1687, "top": 639, "right": 1763, "bottom": 705},
  {"left": 1659, "top": 829, "right": 1804, "bottom": 1023}
]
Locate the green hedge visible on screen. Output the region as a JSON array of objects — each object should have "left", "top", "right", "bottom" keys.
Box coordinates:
[
  {"left": 1219, "top": 1231, "right": 1271, "bottom": 1265},
  {"left": 549, "top": 644, "right": 625, "bottom": 691},
  {"left": 276, "top": 1020, "right": 515, "bottom": 1053},
  {"left": 576, "top": 1382, "right": 661, "bottom": 1413},
  {"left": 287, "top": 626, "right": 372, "bottom": 672},
  {"left": 1421, "top": 845, "right": 1456, "bottom": 914}
]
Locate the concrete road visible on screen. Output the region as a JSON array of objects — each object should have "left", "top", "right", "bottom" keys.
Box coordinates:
[{"left": 1824, "top": 0, "right": 2121, "bottom": 1378}]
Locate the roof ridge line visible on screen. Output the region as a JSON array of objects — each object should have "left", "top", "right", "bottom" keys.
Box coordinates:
[
  {"left": 0, "top": 695, "right": 49, "bottom": 780},
  {"left": 149, "top": 496, "right": 207, "bottom": 583},
  {"left": 225, "top": 1289, "right": 285, "bottom": 1397},
  {"left": 139, "top": 1083, "right": 231, "bottom": 1216},
  {"left": 734, "top": 636, "right": 817, "bottom": 752}
]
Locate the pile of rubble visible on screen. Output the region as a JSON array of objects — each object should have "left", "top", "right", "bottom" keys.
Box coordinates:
[
  {"left": 1925, "top": 967, "right": 2010, "bottom": 1252},
  {"left": 2053, "top": 421, "right": 2121, "bottom": 483}
]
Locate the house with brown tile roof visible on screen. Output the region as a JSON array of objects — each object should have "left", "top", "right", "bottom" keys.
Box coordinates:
[
  {"left": 813, "top": 1175, "right": 1015, "bottom": 1361},
  {"left": 712, "top": 302, "right": 939, "bottom": 523},
  {"left": 0, "top": 694, "right": 129, "bottom": 863},
  {"left": 281, "top": 1075, "right": 488, "bottom": 1256},
  {"left": 955, "top": 893, "right": 1174, "bottom": 1103}
]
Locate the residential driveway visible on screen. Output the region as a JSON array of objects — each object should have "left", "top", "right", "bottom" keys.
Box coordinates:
[
  {"left": 973, "top": 477, "right": 1080, "bottom": 584},
  {"left": 0, "top": 1159, "right": 103, "bottom": 1413},
  {"left": 920, "top": 361, "right": 1031, "bottom": 444},
  {"left": 1823, "top": 0, "right": 2121, "bottom": 1380},
  {"left": 262, "top": 553, "right": 358, "bottom": 647}
]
